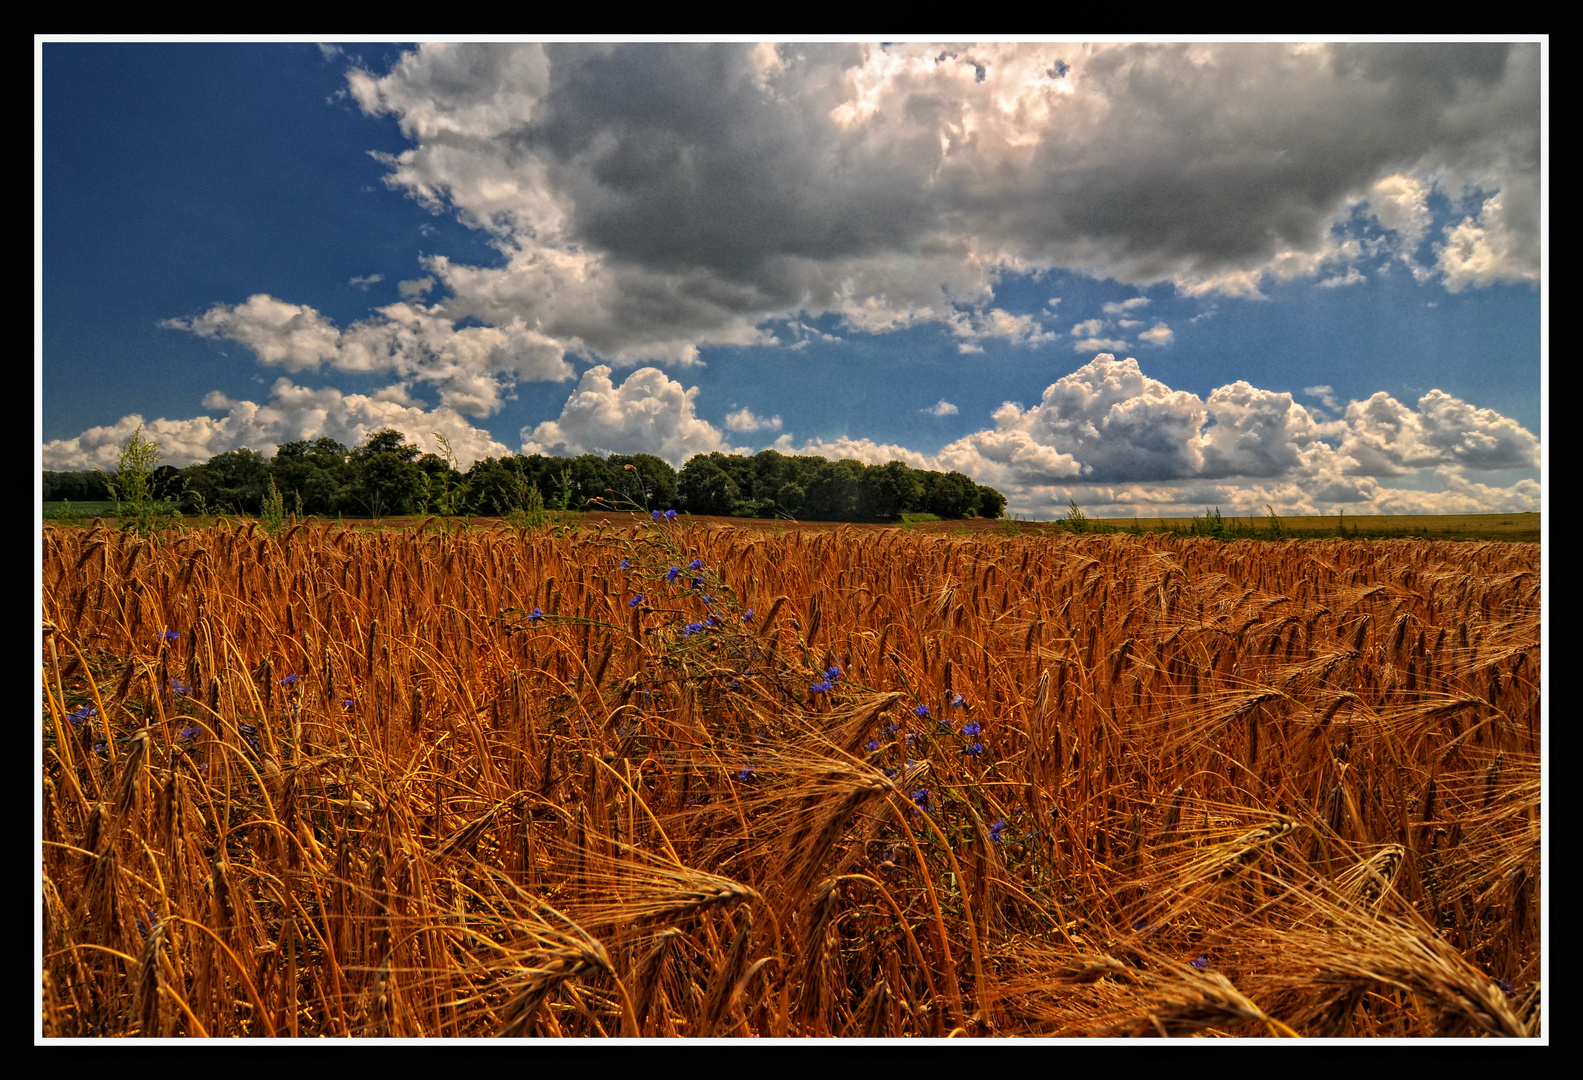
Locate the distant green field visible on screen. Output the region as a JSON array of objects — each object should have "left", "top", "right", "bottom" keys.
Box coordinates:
[
  {"left": 41, "top": 501, "right": 119, "bottom": 520},
  {"left": 1088, "top": 511, "right": 1540, "bottom": 543}
]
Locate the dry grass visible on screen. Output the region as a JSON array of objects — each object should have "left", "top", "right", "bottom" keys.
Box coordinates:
[{"left": 39, "top": 518, "right": 1541, "bottom": 1038}]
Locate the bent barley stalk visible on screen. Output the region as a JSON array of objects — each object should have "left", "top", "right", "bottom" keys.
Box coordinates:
[{"left": 40, "top": 521, "right": 1540, "bottom": 1038}]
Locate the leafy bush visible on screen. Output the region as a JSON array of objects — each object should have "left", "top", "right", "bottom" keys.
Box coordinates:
[{"left": 107, "top": 425, "right": 183, "bottom": 539}]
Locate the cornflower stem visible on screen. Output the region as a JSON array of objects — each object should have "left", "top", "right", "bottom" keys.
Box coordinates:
[
  {"left": 833, "top": 872, "right": 942, "bottom": 1017},
  {"left": 56, "top": 632, "right": 114, "bottom": 783},
  {"left": 885, "top": 795, "right": 964, "bottom": 1031},
  {"left": 911, "top": 799, "right": 991, "bottom": 1027},
  {"left": 169, "top": 917, "right": 279, "bottom": 1036}
]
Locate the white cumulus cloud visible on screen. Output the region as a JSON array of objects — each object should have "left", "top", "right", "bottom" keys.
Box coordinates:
[
  {"left": 1318, "top": 267, "right": 1366, "bottom": 288},
  {"left": 725, "top": 408, "right": 783, "bottom": 432},
  {"left": 1102, "top": 298, "right": 1150, "bottom": 315},
  {"left": 923, "top": 400, "right": 960, "bottom": 416},
  {"left": 1074, "top": 336, "right": 1130, "bottom": 353},
  {"left": 519, "top": 365, "right": 738, "bottom": 465},
  {"left": 41, "top": 378, "right": 511, "bottom": 470},
  {"left": 1304, "top": 384, "right": 1339, "bottom": 411},
  {"left": 164, "top": 294, "right": 573, "bottom": 416},
  {"left": 1435, "top": 196, "right": 1540, "bottom": 292},
  {"left": 761, "top": 353, "right": 1542, "bottom": 519}
]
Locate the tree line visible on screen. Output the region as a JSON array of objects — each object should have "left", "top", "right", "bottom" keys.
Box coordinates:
[{"left": 43, "top": 429, "right": 1007, "bottom": 522}]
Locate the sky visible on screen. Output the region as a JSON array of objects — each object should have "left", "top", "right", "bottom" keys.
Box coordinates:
[{"left": 37, "top": 39, "right": 1546, "bottom": 519}]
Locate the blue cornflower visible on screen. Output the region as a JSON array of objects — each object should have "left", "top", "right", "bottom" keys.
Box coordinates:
[
  {"left": 742, "top": 608, "right": 754, "bottom": 622},
  {"left": 737, "top": 766, "right": 755, "bottom": 782},
  {"left": 666, "top": 566, "right": 680, "bottom": 583},
  {"left": 887, "top": 721, "right": 899, "bottom": 733},
  {"left": 652, "top": 510, "right": 662, "bottom": 522},
  {"left": 965, "top": 743, "right": 985, "bottom": 757},
  {"left": 619, "top": 559, "right": 631, "bottom": 570},
  {"left": 692, "top": 576, "right": 704, "bottom": 589},
  {"left": 937, "top": 717, "right": 954, "bottom": 734},
  {"left": 810, "top": 680, "right": 831, "bottom": 694},
  {"left": 158, "top": 629, "right": 179, "bottom": 643},
  {"left": 911, "top": 788, "right": 931, "bottom": 813},
  {"left": 682, "top": 622, "right": 706, "bottom": 638},
  {"left": 1189, "top": 956, "right": 1209, "bottom": 971},
  {"left": 905, "top": 732, "right": 919, "bottom": 749},
  {"left": 950, "top": 693, "right": 966, "bottom": 708},
  {"left": 528, "top": 608, "right": 544, "bottom": 623},
  {"left": 989, "top": 819, "right": 1006, "bottom": 843},
  {"left": 281, "top": 673, "right": 300, "bottom": 686},
  {"left": 688, "top": 558, "right": 703, "bottom": 571},
  {"left": 170, "top": 680, "right": 191, "bottom": 697},
  {"left": 342, "top": 698, "right": 355, "bottom": 709},
  {"left": 731, "top": 681, "right": 741, "bottom": 690},
  {"left": 665, "top": 509, "right": 677, "bottom": 520},
  {"left": 962, "top": 720, "right": 982, "bottom": 737},
  {"left": 866, "top": 739, "right": 879, "bottom": 751},
  {"left": 1499, "top": 980, "right": 1514, "bottom": 994},
  {"left": 883, "top": 767, "right": 897, "bottom": 779},
  {"left": 629, "top": 595, "right": 643, "bottom": 608},
  {"left": 826, "top": 665, "right": 841, "bottom": 681},
  {"left": 706, "top": 614, "right": 720, "bottom": 627},
  {"left": 702, "top": 594, "right": 715, "bottom": 604},
  {"left": 67, "top": 705, "right": 96, "bottom": 726},
  {"left": 913, "top": 704, "right": 930, "bottom": 719},
  {"left": 178, "top": 725, "right": 198, "bottom": 740}
]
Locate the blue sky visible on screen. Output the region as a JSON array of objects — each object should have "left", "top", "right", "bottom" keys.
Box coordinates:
[{"left": 38, "top": 40, "right": 1545, "bottom": 518}]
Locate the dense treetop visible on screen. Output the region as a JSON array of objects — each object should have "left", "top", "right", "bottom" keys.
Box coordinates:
[{"left": 44, "top": 430, "right": 1006, "bottom": 522}]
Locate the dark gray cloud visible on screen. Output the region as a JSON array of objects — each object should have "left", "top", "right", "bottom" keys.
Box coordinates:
[{"left": 173, "top": 42, "right": 1540, "bottom": 385}]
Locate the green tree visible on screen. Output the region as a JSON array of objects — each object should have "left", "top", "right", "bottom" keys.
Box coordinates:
[
  {"left": 774, "top": 481, "right": 806, "bottom": 517},
  {"left": 567, "top": 454, "right": 619, "bottom": 510},
  {"left": 975, "top": 484, "right": 1008, "bottom": 520},
  {"left": 804, "top": 460, "right": 865, "bottom": 521},
  {"left": 677, "top": 456, "right": 740, "bottom": 515},
  {"left": 358, "top": 429, "right": 422, "bottom": 462},
  {"left": 349, "top": 430, "right": 426, "bottom": 518},
  {"left": 353, "top": 455, "right": 426, "bottom": 518},
  {"left": 43, "top": 469, "right": 111, "bottom": 502},
  {"left": 465, "top": 456, "right": 536, "bottom": 516},
  {"left": 858, "top": 460, "right": 925, "bottom": 521},
  {"left": 922, "top": 470, "right": 980, "bottom": 519},
  {"left": 607, "top": 453, "right": 678, "bottom": 510},
  {"left": 107, "top": 425, "right": 183, "bottom": 538},
  {"left": 180, "top": 448, "right": 270, "bottom": 515}
]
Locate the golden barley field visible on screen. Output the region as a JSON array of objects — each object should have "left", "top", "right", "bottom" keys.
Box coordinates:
[{"left": 39, "top": 517, "right": 1542, "bottom": 1038}]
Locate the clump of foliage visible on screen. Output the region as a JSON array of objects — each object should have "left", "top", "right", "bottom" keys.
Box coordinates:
[{"left": 105, "top": 426, "right": 184, "bottom": 539}]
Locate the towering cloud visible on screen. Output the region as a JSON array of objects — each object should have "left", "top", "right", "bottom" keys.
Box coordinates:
[
  {"left": 519, "top": 365, "right": 738, "bottom": 465},
  {"left": 165, "top": 42, "right": 1536, "bottom": 394}
]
